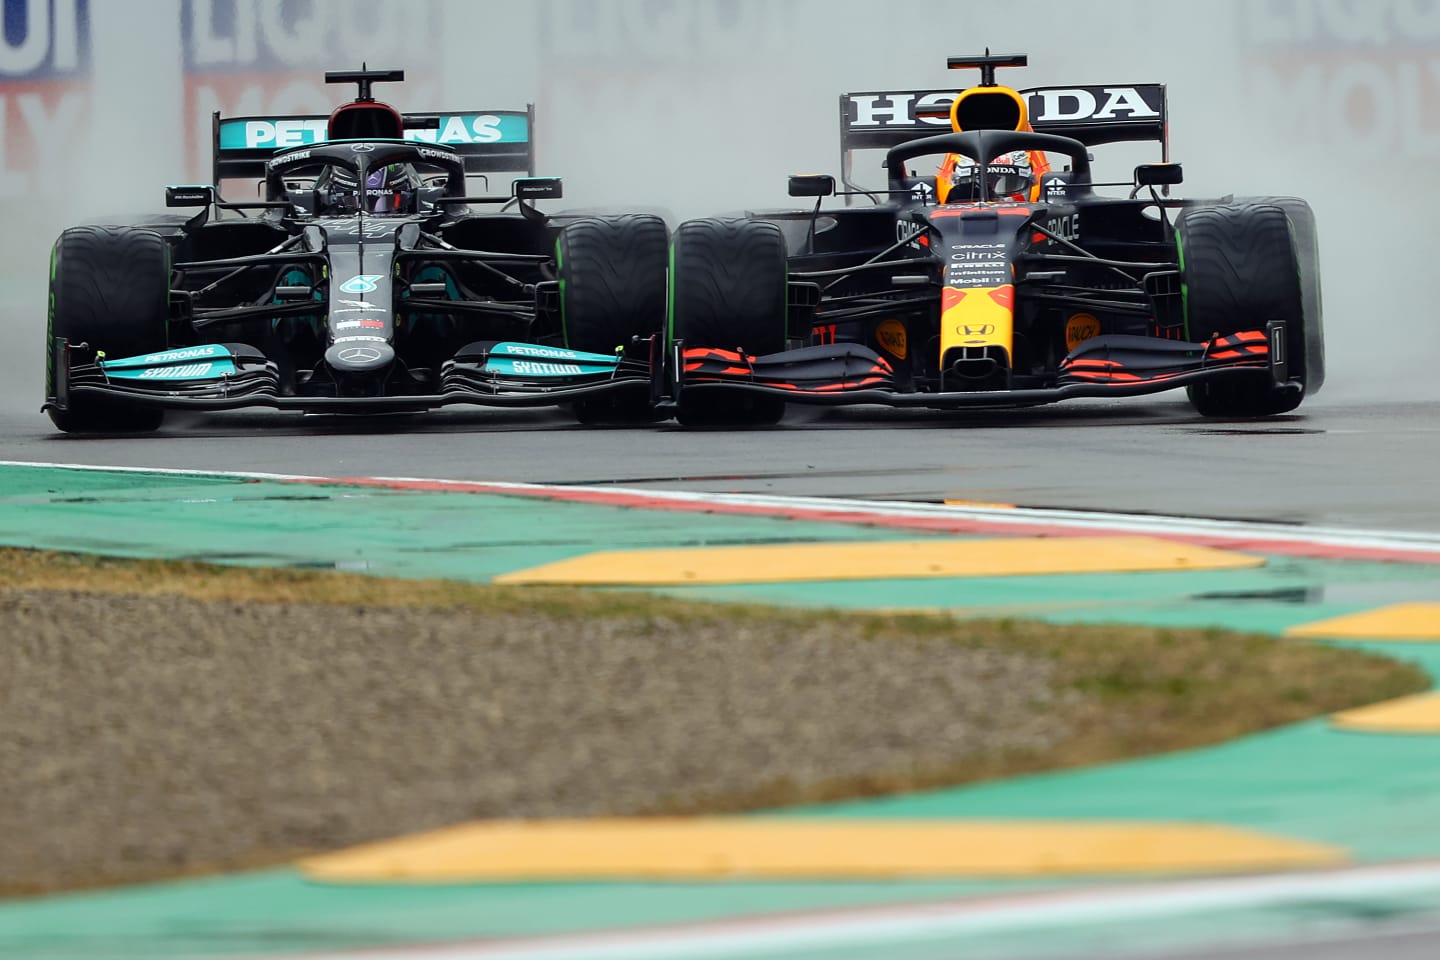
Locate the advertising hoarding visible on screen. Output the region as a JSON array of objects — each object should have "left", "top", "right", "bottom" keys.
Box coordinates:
[{"left": 0, "top": 0, "right": 89, "bottom": 196}]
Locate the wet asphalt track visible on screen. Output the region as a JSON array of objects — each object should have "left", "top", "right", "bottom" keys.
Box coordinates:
[
  {"left": 4, "top": 386, "right": 1440, "bottom": 960},
  {"left": 1120, "top": 921, "right": 1440, "bottom": 960},
  {"left": 1, "top": 390, "right": 1437, "bottom": 534}
]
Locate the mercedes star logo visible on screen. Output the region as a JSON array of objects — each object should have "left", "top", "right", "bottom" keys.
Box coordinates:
[{"left": 339, "top": 347, "right": 384, "bottom": 363}]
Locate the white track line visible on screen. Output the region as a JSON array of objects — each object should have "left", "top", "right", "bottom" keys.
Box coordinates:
[
  {"left": 250, "top": 860, "right": 1440, "bottom": 960},
  {"left": 387, "top": 478, "right": 1440, "bottom": 557},
  {"left": 0, "top": 459, "right": 328, "bottom": 483}
]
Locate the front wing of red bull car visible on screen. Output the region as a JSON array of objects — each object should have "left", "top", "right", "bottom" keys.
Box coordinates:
[
  {"left": 662, "top": 53, "right": 1324, "bottom": 424},
  {"left": 44, "top": 69, "right": 670, "bottom": 433}
]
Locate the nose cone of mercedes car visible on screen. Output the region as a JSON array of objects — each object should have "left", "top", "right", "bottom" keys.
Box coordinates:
[{"left": 319, "top": 218, "right": 402, "bottom": 376}]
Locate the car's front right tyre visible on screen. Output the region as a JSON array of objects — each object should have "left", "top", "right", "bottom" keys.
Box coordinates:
[
  {"left": 47, "top": 226, "right": 171, "bottom": 433},
  {"left": 667, "top": 218, "right": 790, "bottom": 428}
]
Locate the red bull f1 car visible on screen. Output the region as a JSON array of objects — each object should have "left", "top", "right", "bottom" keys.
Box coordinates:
[{"left": 664, "top": 52, "right": 1325, "bottom": 423}]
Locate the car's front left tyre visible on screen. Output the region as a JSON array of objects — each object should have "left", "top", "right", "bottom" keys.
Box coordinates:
[
  {"left": 556, "top": 214, "right": 669, "bottom": 424},
  {"left": 1177, "top": 203, "right": 1312, "bottom": 418},
  {"left": 1230, "top": 196, "right": 1325, "bottom": 398}
]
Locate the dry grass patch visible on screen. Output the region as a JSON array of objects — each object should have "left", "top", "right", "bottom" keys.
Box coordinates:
[{"left": 0, "top": 547, "right": 1426, "bottom": 897}]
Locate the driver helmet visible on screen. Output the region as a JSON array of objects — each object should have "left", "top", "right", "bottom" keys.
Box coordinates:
[
  {"left": 316, "top": 163, "right": 419, "bottom": 215},
  {"left": 363, "top": 163, "right": 420, "bottom": 215},
  {"left": 947, "top": 150, "right": 1037, "bottom": 203}
]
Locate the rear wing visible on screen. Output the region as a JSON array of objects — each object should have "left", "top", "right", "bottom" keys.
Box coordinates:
[
  {"left": 839, "top": 84, "right": 1168, "bottom": 192},
  {"left": 211, "top": 108, "right": 537, "bottom": 184}
]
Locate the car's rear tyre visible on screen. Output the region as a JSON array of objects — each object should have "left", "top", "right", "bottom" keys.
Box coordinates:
[
  {"left": 557, "top": 215, "right": 668, "bottom": 424},
  {"left": 668, "top": 218, "right": 789, "bottom": 427},
  {"left": 47, "top": 226, "right": 170, "bottom": 433},
  {"left": 1177, "top": 203, "right": 1308, "bottom": 418}
]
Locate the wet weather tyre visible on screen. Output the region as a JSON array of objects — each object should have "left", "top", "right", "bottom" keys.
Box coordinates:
[
  {"left": 559, "top": 215, "right": 668, "bottom": 351},
  {"left": 1231, "top": 196, "right": 1325, "bottom": 397},
  {"left": 46, "top": 226, "right": 170, "bottom": 433},
  {"left": 557, "top": 215, "right": 668, "bottom": 424},
  {"left": 1177, "top": 203, "right": 1306, "bottom": 417},
  {"left": 668, "top": 218, "right": 789, "bottom": 427}
]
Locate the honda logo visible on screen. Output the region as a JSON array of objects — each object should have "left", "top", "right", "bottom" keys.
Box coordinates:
[
  {"left": 961, "top": 324, "right": 996, "bottom": 336},
  {"left": 848, "top": 92, "right": 956, "bottom": 128},
  {"left": 1030, "top": 87, "right": 1162, "bottom": 122}
]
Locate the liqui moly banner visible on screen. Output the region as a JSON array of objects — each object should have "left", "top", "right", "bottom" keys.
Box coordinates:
[
  {"left": 0, "top": 0, "right": 90, "bottom": 195},
  {"left": 1242, "top": 0, "right": 1440, "bottom": 158},
  {"left": 539, "top": 0, "right": 796, "bottom": 126},
  {"left": 183, "top": 0, "right": 444, "bottom": 177},
  {"left": 540, "top": 0, "right": 792, "bottom": 63}
]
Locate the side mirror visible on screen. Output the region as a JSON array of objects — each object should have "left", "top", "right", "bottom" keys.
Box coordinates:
[
  {"left": 1135, "top": 163, "right": 1184, "bottom": 188},
  {"left": 165, "top": 185, "right": 214, "bottom": 208},
  {"left": 788, "top": 174, "right": 835, "bottom": 199},
  {"left": 513, "top": 177, "right": 563, "bottom": 201}
]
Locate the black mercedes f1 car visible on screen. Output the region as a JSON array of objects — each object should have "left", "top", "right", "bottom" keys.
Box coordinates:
[
  {"left": 663, "top": 52, "right": 1325, "bottom": 422},
  {"left": 44, "top": 69, "right": 669, "bottom": 432}
]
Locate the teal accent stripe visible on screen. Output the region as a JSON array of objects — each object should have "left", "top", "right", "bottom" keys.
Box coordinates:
[
  {"left": 101, "top": 345, "right": 231, "bottom": 371},
  {"left": 219, "top": 114, "right": 531, "bottom": 152},
  {"left": 103, "top": 360, "right": 238, "bottom": 382},
  {"left": 488, "top": 342, "right": 617, "bottom": 365},
  {"left": 484, "top": 359, "right": 615, "bottom": 378}
]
